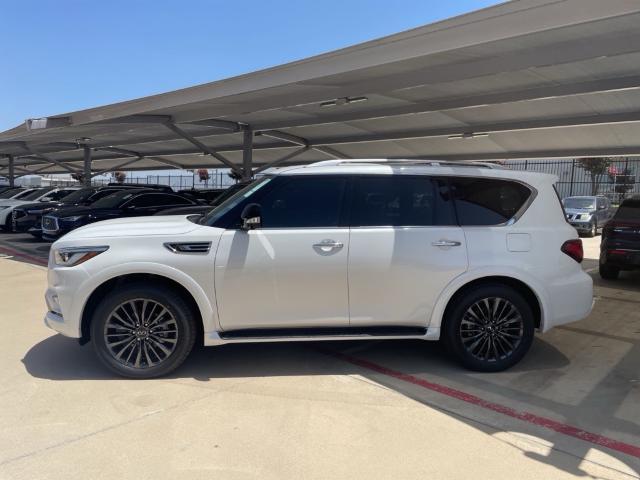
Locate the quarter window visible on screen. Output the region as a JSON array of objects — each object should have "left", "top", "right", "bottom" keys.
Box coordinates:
[
  {"left": 449, "top": 177, "right": 531, "bottom": 225},
  {"left": 351, "top": 176, "right": 455, "bottom": 227},
  {"left": 258, "top": 177, "right": 346, "bottom": 228}
]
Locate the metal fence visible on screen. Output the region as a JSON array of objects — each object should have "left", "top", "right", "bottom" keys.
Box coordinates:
[
  {"left": 504, "top": 158, "right": 640, "bottom": 204},
  {"left": 42, "top": 170, "right": 235, "bottom": 190},
  {"left": 34, "top": 159, "right": 640, "bottom": 204}
]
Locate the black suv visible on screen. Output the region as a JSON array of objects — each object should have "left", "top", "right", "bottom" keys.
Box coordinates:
[
  {"left": 41, "top": 189, "right": 197, "bottom": 240},
  {"left": 600, "top": 197, "right": 640, "bottom": 279},
  {"left": 13, "top": 186, "right": 160, "bottom": 238}
]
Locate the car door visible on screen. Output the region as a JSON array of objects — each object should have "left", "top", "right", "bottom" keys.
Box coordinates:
[
  {"left": 348, "top": 175, "right": 467, "bottom": 327},
  {"left": 214, "top": 175, "right": 350, "bottom": 330}
]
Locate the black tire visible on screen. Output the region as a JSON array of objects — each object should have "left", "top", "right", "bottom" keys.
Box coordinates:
[
  {"left": 91, "top": 283, "right": 197, "bottom": 379},
  {"left": 443, "top": 284, "right": 535, "bottom": 372},
  {"left": 1, "top": 214, "right": 11, "bottom": 232},
  {"left": 599, "top": 263, "right": 620, "bottom": 280},
  {"left": 585, "top": 221, "right": 596, "bottom": 238}
]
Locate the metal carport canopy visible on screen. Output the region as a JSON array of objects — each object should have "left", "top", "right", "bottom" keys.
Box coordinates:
[{"left": 2, "top": 0, "right": 640, "bottom": 182}]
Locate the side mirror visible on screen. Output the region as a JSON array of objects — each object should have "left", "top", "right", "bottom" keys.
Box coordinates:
[
  {"left": 240, "top": 203, "right": 262, "bottom": 230},
  {"left": 598, "top": 204, "right": 606, "bottom": 210}
]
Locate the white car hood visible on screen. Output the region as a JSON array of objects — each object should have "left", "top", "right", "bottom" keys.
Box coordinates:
[
  {"left": 62, "top": 215, "right": 202, "bottom": 240},
  {"left": 0, "top": 199, "right": 29, "bottom": 208}
]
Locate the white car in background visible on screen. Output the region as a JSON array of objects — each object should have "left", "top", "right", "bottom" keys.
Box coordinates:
[
  {"left": 44, "top": 160, "right": 593, "bottom": 378},
  {"left": 0, "top": 187, "right": 79, "bottom": 231}
]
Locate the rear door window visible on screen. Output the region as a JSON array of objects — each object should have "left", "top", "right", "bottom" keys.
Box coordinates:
[
  {"left": 448, "top": 177, "right": 532, "bottom": 226},
  {"left": 351, "top": 176, "right": 455, "bottom": 227}
]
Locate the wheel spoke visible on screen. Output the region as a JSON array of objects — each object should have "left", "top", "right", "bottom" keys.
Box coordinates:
[
  {"left": 104, "top": 298, "right": 179, "bottom": 370},
  {"left": 459, "top": 296, "right": 524, "bottom": 362}
]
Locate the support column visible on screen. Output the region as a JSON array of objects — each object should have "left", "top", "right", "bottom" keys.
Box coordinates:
[
  {"left": 242, "top": 127, "right": 253, "bottom": 181},
  {"left": 83, "top": 145, "right": 92, "bottom": 186},
  {"left": 8, "top": 155, "right": 15, "bottom": 187}
]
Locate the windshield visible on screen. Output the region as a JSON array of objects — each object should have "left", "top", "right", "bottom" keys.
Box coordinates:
[
  {"left": 0, "top": 188, "right": 23, "bottom": 199},
  {"left": 202, "top": 177, "right": 272, "bottom": 225},
  {"left": 18, "top": 188, "right": 52, "bottom": 201},
  {"left": 563, "top": 197, "right": 595, "bottom": 209},
  {"left": 614, "top": 200, "right": 640, "bottom": 222},
  {"left": 89, "top": 190, "right": 140, "bottom": 209},
  {"left": 59, "top": 188, "right": 95, "bottom": 204}
]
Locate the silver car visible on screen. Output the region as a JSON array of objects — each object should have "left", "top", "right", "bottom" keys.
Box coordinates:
[{"left": 563, "top": 195, "right": 613, "bottom": 237}]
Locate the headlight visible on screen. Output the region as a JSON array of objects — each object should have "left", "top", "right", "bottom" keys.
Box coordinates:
[
  {"left": 61, "top": 215, "right": 85, "bottom": 222},
  {"left": 53, "top": 246, "right": 109, "bottom": 267}
]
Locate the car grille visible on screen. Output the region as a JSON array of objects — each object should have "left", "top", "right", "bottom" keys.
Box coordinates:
[
  {"left": 566, "top": 213, "right": 583, "bottom": 221},
  {"left": 42, "top": 216, "right": 59, "bottom": 231}
]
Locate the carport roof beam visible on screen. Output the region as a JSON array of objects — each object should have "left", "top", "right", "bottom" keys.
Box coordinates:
[
  {"left": 256, "top": 130, "right": 350, "bottom": 159},
  {"left": 253, "top": 146, "right": 311, "bottom": 175},
  {"left": 164, "top": 123, "right": 242, "bottom": 174}
]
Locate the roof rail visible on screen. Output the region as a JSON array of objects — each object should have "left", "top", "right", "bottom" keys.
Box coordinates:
[{"left": 307, "top": 159, "right": 506, "bottom": 169}]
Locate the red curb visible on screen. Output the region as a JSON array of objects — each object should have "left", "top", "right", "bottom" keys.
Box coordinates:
[
  {"left": 325, "top": 349, "right": 640, "bottom": 459},
  {"left": 0, "top": 244, "right": 48, "bottom": 266}
]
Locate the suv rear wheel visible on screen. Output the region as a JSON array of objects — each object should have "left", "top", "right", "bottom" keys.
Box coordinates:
[
  {"left": 443, "top": 284, "right": 535, "bottom": 372},
  {"left": 91, "top": 283, "right": 197, "bottom": 378}
]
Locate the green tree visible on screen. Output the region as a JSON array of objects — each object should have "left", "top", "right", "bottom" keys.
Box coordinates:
[{"left": 577, "top": 157, "right": 611, "bottom": 195}]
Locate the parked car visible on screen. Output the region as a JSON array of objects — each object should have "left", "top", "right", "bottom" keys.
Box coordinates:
[
  {"left": 41, "top": 189, "right": 198, "bottom": 240},
  {"left": 0, "top": 187, "right": 29, "bottom": 199},
  {"left": 562, "top": 195, "right": 613, "bottom": 237},
  {"left": 157, "top": 182, "right": 252, "bottom": 216},
  {"left": 0, "top": 187, "right": 80, "bottom": 231},
  {"left": 13, "top": 185, "right": 160, "bottom": 237},
  {"left": 44, "top": 160, "right": 593, "bottom": 378},
  {"left": 599, "top": 197, "right": 640, "bottom": 279}
]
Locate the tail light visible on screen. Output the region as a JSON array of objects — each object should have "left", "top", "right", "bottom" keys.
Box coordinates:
[{"left": 561, "top": 239, "right": 583, "bottom": 263}]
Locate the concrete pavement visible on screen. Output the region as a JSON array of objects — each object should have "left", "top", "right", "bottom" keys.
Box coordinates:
[{"left": 1, "top": 237, "right": 639, "bottom": 479}]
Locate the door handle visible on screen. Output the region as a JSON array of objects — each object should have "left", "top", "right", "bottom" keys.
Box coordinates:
[
  {"left": 313, "top": 239, "right": 344, "bottom": 251},
  {"left": 432, "top": 240, "right": 461, "bottom": 247}
]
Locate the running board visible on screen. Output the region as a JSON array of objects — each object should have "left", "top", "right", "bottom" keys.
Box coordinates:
[{"left": 219, "top": 326, "right": 427, "bottom": 340}]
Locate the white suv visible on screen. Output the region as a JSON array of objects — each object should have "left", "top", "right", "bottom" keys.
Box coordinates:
[{"left": 44, "top": 160, "right": 593, "bottom": 378}]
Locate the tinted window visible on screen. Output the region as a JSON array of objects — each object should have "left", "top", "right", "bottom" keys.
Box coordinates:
[
  {"left": 90, "top": 190, "right": 142, "bottom": 209},
  {"left": 449, "top": 177, "right": 532, "bottom": 225},
  {"left": 46, "top": 189, "right": 76, "bottom": 201},
  {"left": 203, "top": 178, "right": 272, "bottom": 226},
  {"left": 60, "top": 188, "right": 96, "bottom": 204},
  {"left": 258, "top": 176, "right": 346, "bottom": 228},
  {"left": 0, "top": 188, "right": 23, "bottom": 199},
  {"left": 87, "top": 189, "right": 124, "bottom": 203},
  {"left": 127, "top": 193, "right": 193, "bottom": 208},
  {"left": 351, "top": 176, "right": 455, "bottom": 227},
  {"left": 20, "top": 188, "right": 54, "bottom": 201},
  {"left": 614, "top": 200, "right": 640, "bottom": 222}
]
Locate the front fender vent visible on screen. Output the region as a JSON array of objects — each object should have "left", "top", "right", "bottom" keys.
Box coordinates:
[{"left": 164, "top": 242, "right": 212, "bottom": 254}]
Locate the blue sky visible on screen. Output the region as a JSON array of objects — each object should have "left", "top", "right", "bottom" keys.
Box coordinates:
[{"left": 1, "top": 0, "right": 499, "bottom": 132}]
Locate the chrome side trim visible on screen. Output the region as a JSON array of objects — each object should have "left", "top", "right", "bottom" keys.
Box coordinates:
[{"left": 164, "top": 242, "right": 212, "bottom": 254}]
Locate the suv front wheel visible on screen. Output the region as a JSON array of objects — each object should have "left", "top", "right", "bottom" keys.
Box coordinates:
[
  {"left": 91, "top": 283, "right": 197, "bottom": 378},
  {"left": 443, "top": 284, "right": 535, "bottom": 372}
]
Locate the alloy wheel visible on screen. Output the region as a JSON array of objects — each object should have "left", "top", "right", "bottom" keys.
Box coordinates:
[
  {"left": 103, "top": 299, "right": 179, "bottom": 369},
  {"left": 459, "top": 297, "right": 524, "bottom": 362}
]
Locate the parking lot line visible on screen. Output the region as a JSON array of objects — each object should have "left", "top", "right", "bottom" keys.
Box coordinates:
[
  {"left": 322, "top": 348, "right": 640, "bottom": 460},
  {"left": 0, "top": 245, "right": 47, "bottom": 267}
]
